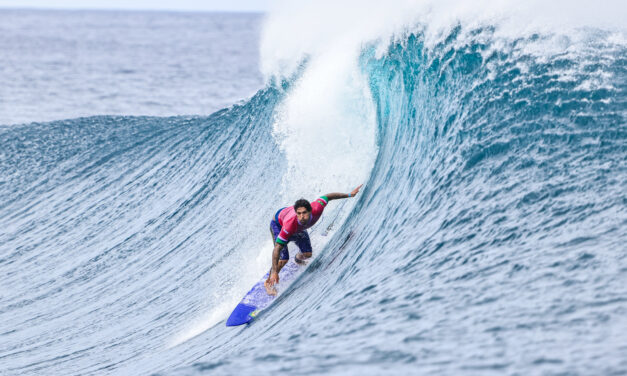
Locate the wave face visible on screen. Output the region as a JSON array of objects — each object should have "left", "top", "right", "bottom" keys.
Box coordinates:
[
  {"left": 0, "top": 88, "right": 289, "bottom": 374},
  {"left": 2, "top": 11, "right": 627, "bottom": 376}
]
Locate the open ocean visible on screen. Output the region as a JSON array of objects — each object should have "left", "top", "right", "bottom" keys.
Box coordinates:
[{"left": 1, "top": 3, "right": 626, "bottom": 375}]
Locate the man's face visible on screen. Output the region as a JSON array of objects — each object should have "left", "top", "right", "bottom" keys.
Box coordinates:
[{"left": 296, "top": 207, "right": 311, "bottom": 224}]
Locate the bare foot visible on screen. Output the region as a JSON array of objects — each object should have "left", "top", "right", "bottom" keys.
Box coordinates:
[{"left": 295, "top": 253, "right": 310, "bottom": 265}]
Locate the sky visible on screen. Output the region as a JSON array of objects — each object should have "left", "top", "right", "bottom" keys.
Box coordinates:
[{"left": 0, "top": 0, "right": 270, "bottom": 12}]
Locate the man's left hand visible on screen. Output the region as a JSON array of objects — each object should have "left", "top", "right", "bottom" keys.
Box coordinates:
[{"left": 350, "top": 184, "right": 363, "bottom": 197}]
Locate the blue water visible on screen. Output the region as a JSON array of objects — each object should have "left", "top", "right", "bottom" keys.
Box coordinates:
[
  {"left": 1, "top": 7, "right": 627, "bottom": 376},
  {"left": 0, "top": 9, "right": 263, "bottom": 125}
]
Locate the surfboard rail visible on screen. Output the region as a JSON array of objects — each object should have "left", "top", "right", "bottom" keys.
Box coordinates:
[{"left": 226, "top": 261, "right": 301, "bottom": 326}]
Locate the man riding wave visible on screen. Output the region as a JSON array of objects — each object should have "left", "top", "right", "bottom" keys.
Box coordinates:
[{"left": 265, "top": 184, "right": 363, "bottom": 295}]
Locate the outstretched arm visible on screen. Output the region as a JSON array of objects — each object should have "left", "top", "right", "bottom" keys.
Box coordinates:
[{"left": 324, "top": 184, "right": 363, "bottom": 201}]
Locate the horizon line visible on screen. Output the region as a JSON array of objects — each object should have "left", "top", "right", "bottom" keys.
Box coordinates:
[{"left": 0, "top": 6, "right": 267, "bottom": 14}]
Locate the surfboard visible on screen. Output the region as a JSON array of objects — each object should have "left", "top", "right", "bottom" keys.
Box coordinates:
[
  {"left": 226, "top": 205, "right": 343, "bottom": 326},
  {"left": 226, "top": 260, "right": 302, "bottom": 326}
]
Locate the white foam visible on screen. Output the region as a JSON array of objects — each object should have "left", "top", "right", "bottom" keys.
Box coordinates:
[
  {"left": 167, "top": 300, "right": 234, "bottom": 348},
  {"left": 261, "top": 0, "right": 627, "bottom": 80},
  {"left": 271, "top": 44, "right": 378, "bottom": 201},
  {"left": 261, "top": 0, "right": 625, "bottom": 205}
]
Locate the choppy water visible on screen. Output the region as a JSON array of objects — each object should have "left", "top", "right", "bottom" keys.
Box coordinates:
[
  {"left": 0, "top": 9, "right": 263, "bottom": 125},
  {"left": 1, "top": 4, "right": 626, "bottom": 376}
]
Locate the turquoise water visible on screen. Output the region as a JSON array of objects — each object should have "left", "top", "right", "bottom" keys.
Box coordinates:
[{"left": 1, "top": 7, "right": 626, "bottom": 376}]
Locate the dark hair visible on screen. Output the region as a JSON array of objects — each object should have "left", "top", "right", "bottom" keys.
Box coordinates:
[{"left": 293, "top": 198, "right": 312, "bottom": 212}]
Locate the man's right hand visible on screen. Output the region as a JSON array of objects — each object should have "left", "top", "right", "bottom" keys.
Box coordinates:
[{"left": 264, "top": 272, "right": 279, "bottom": 295}]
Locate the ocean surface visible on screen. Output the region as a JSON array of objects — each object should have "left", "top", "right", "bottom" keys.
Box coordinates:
[
  {"left": 1, "top": 4, "right": 626, "bottom": 376},
  {"left": 0, "top": 9, "right": 263, "bottom": 125}
]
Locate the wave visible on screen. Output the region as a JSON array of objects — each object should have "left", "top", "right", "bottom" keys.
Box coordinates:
[{"left": 1, "top": 2, "right": 626, "bottom": 375}]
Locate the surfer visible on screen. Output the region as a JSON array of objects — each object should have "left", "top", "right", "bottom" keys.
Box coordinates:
[{"left": 264, "top": 184, "right": 363, "bottom": 295}]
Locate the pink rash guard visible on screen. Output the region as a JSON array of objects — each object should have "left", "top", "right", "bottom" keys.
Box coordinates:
[{"left": 275, "top": 196, "right": 328, "bottom": 245}]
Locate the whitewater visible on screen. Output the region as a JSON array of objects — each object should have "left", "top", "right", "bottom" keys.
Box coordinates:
[{"left": 1, "top": 1, "right": 626, "bottom": 375}]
